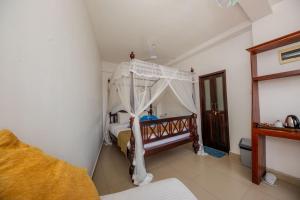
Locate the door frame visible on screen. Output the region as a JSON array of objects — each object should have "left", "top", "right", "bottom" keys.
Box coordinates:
[{"left": 199, "top": 70, "right": 230, "bottom": 153}]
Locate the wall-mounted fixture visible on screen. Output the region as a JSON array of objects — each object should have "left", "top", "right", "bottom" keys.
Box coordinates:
[{"left": 279, "top": 44, "right": 300, "bottom": 64}]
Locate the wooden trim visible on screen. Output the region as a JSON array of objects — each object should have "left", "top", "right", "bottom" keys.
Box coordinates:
[
  {"left": 199, "top": 70, "right": 226, "bottom": 78},
  {"left": 253, "top": 127, "right": 300, "bottom": 140},
  {"left": 253, "top": 69, "right": 300, "bottom": 81},
  {"left": 247, "top": 30, "right": 300, "bottom": 54},
  {"left": 252, "top": 129, "right": 266, "bottom": 184},
  {"left": 251, "top": 53, "right": 260, "bottom": 124},
  {"left": 222, "top": 71, "right": 230, "bottom": 152}
]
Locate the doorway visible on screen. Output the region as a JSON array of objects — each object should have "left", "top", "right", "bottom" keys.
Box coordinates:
[{"left": 199, "top": 70, "right": 230, "bottom": 153}]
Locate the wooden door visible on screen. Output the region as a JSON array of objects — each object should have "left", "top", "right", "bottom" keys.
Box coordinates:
[{"left": 199, "top": 70, "right": 230, "bottom": 153}]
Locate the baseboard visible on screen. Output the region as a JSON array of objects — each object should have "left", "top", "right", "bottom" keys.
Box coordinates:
[
  {"left": 230, "top": 153, "right": 300, "bottom": 187},
  {"left": 91, "top": 140, "right": 103, "bottom": 177},
  {"left": 89, "top": 145, "right": 300, "bottom": 186},
  {"left": 267, "top": 168, "right": 300, "bottom": 187}
]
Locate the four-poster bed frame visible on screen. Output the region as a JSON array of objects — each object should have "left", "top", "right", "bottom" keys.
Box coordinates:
[{"left": 108, "top": 52, "right": 200, "bottom": 177}]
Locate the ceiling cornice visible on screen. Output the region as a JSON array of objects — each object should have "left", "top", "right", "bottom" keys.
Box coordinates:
[
  {"left": 238, "top": 0, "right": 272, "bottom": 22},
  {"left": 166, "top": 21, "right": 252, "bottom": 66}
]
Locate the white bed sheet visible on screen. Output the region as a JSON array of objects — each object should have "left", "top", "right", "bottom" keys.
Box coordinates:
[
  {"left": 109, "top": 123, "right": 190, "bottom": 150},
  {"left": 144, "top": 133, "right": 190, "bottom": 149},
  {"left": 109, "top": 123, "right": 130, "bottom": 138},
  {"left": 100, "top": 178, "right": 198, "bottom": 200}
]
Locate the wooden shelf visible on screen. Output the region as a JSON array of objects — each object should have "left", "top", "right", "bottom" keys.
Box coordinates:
[
  {"left": 247, "top": 30, "right": 300, "bottom": 54},
  {"left": 253, "top": 127, "right": 300, "bottom": 141},
  {"left": 248, "top": 31, "right": 300, "bottom": 185},
  {"left": 252, "top": 69, "right": 300, "bottom": 81}
]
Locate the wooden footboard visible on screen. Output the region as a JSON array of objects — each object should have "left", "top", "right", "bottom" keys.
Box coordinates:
[
  {"left": 110, "top": 114, "right": 200, "bottom": 177},
  {"left": 142, "top": 114, "right": 198, "bottom": 154},
  {"left": 128, "top": 114, "right": 199, "bottom": 158}
]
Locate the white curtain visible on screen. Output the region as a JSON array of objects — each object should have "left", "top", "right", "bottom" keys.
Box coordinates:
[
  {"left": 103, "top": 72, "right": 112, "bottom": 145},
  {"left": 115, "top": 77, "right": 132, "bottom": 113},
  {"left": 131, "top": 77, "right": 169, "bottom": 185},
  {"left": 168, "top": 80, "right": 197, "bottom": 113},
  {"left": 110, "top": 59, "right": 205, "bottom": 186},
  {"left": 168, "top": 79, "right": 206, "bottom": 155}
]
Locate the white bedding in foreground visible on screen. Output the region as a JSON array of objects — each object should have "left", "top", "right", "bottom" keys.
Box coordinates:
[
  {"left": 109, "top": 123, "right": 190, "bottom": 150},
  {"left": 100, "top": 178, "right": 198, "bottom": 200}
]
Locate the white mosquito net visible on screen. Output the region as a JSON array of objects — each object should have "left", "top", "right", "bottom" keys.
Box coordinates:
[{"left": 107, "top": 59, "right": 206, "bottom": 186}]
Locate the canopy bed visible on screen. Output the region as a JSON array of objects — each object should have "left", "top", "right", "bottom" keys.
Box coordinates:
[{"left": 105, "top": 52, "right": 205, "bottom": 186}]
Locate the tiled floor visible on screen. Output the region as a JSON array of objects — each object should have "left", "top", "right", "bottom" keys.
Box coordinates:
[{"left": 93, "top": 143, "right": 300, "bottom": 200}]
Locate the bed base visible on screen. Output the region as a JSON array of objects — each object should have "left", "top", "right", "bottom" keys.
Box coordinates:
[{"left": 109, "top": 114, "right": 199, "bottom": 178}]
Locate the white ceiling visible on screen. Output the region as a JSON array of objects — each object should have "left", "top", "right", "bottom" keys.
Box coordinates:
[
  {"left": 85, "top": 0, "right": 271, "bottom": 64},
  {"left": 268, "top": 0, "right": 283, "bottom": 5},
  {"left": 239, "top": 0, "right": 272, "bottom": 21}
]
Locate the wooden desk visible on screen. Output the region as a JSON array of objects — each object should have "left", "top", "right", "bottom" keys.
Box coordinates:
[
  {"left": 252, "top": 126, "right": 300, "bottom": 184},
  {"left": 246, "top": 31, "right": 300, "bottom": 185}
]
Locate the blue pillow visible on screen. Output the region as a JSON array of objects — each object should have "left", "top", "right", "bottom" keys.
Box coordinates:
[{"left": 140, "top": 115, "right": 159, "bottom": 122}]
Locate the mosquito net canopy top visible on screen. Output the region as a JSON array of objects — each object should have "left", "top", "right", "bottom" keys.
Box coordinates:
[{"left": 111, "top": 59, "right": 196, "bottom": 83}]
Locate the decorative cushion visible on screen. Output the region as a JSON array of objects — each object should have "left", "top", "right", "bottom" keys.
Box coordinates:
[{"left": 0, "top": 129, "right": 99, "bottom": 200}]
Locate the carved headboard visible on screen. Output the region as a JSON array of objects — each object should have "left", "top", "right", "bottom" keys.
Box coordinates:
[
  {"left": 109, "top": 110, "right": 128, "bottom": 123},
  {"left": 109, "top": 108, "right": 153, "bottom": 124}
]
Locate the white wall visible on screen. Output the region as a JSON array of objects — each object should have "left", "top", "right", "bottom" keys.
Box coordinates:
[
  {"left": 172, "top": 30, "right": 253, "bottom": 155},
  {"left": 252, "top": 0, "right": 300, "bottom": 45},
  {"left": 155, "top": 88, "right": 192, "bottom": 118},
  {"left": 0, "top": 0, "right": 103, "bottom": 175},
  {"left": 166, "top": 0, "right": 300, "bottom": 178},
  {"left": 101, "top": 61, "right": 118, "bottom": 139},
  {"left": 252, "top": 0, "right": 300, "bottom": 178},
  {"left": 101, "top": 61, "right": 120, "bottom": 113},
  {"left": 102, "top": 61, "right": 118, "bottom": 74}
]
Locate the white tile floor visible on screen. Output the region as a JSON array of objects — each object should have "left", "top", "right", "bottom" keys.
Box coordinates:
[{"left": 93, "top": 143, "right": 300, "bottom": 200}]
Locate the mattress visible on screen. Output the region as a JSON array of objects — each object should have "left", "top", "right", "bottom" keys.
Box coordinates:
[
  {"left": 109, "top": 123, "right": 130, "bottom": 138},
  {"left": 144, "top": 133, "right": 190, "bottom": 149},
  {"left": 109, "top": 123, "right": 190, "bottom": 150},
  {"left": 100, "top": 178, "right": 198, "bottom": 200}
]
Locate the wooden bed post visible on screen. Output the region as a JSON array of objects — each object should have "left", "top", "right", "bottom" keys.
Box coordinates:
[
  {"left": 149, "top": 89, "right": 153, "bottom": 116},
  {"left": 130, "top": 51, "right": 135, "bottom": 60},
  {"left": 129, "top": 52, "right": 136, "bottom": 177},
  {"left": 149, "top": 104, "right": 153, "bottom": 115},
  {"left": 191, "top": 67, "right": 200, "bottom": 153}
]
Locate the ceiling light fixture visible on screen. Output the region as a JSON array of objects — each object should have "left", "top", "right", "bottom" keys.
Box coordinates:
[{"left": 216, "top": 0, "right": 239, "bottom": 8}]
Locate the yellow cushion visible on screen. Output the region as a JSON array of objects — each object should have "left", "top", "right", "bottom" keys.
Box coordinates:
[{"left": 0, "top": 129, "right": 99, "bottom": 200}]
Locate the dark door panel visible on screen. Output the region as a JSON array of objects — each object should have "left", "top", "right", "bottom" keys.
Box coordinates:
[{"left": 199, "top": 70, "right": 230, "bottom": 153}]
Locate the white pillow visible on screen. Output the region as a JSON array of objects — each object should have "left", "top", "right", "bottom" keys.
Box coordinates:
[{"left": 118, "top": 112, "right": 130, "bottom": 124}]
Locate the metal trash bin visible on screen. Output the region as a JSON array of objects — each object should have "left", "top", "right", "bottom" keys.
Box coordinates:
[{"left": 239, "top": 138, "right": 252, "bottom": 168}]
